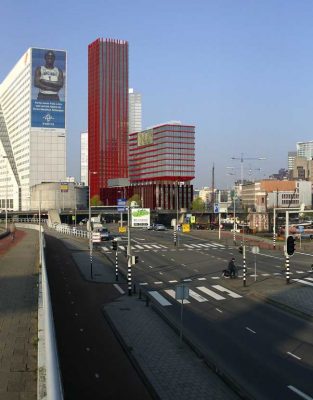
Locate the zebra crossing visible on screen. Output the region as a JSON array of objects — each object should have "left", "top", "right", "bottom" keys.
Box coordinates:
[
  {"left": 101, "top": 241, "right": 226, "bottom": 253},
  {"left": 145, "top": 283, "right": 242, "bottom": 307},
  {"left": 292, "top": 276, "right": 313, "bottom": 287}
]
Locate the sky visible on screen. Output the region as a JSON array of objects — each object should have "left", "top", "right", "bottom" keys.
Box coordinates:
[{"left": 1, "top": 0, "right": 313, "bottom": 189}]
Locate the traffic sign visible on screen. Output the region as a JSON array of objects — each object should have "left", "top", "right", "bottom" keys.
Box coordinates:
[
  {"left": 214, "top": 203, "right": 219, "bottom": 213},
  {"left": 182, "top": 223, "right": 190, "bottom": 233},
  {"left": 175, "top": 285, "right": 189, "bottom": 300},
  {"left": 117, "top": 198, "right": 127, "bottom": 212},
  {"left": 92, "top": 232, "right": 101, "bottom": 243},
  {"left": 119, "top": 226, "right": 127, "bottom": 233}
]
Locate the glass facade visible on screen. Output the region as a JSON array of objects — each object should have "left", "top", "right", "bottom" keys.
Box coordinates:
[{"left": 129, "top": 123, "right": 195, "bottom": 183}]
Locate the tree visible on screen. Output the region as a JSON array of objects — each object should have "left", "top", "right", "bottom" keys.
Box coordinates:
[
  {"left": 191, "top": 197, "right": 205, "bottom": 212},
  {"left": 127, "top": 194, "right": 142, "bottom": 207},
  {"left": 90, "top": 195, "right": 103, "bottom": 206}
]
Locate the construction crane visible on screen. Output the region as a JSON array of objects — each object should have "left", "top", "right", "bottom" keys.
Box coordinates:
[{"left": 231, "top": 153, "right": 266, "bottom": 184}]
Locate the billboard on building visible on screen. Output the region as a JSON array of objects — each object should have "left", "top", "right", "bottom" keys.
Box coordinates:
[
  {"left": 31, "top": 48, "right": 66, "bottom": 129},
  {"left": 138, "top": 129, "right": 153, "bottom": 146}
]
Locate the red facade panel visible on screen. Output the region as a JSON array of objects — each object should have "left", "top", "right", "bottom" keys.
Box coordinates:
[{"left": 88, "top": 38, "right": 128, "bottom": 199}]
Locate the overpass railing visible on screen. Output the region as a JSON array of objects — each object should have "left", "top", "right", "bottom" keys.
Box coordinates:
[{"left": 16, "top": 223, "right": 64, "bottom": 400}]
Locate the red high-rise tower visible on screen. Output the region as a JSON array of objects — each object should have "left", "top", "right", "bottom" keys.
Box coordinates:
[{"left": 88, "top": 38, "right": 128, "bottom": 200}]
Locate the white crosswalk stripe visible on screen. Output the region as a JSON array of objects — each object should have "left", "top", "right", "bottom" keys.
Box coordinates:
[
  {"left": 149, "top": 291, "right": 172, "bottom": 306},
  {"left": 197, "top": 286, "right": 225, "bottom": 300},
  {"left": 212, "top": 285, "right": 242, "bottom": 298},
  {"left": 188, "top": 289, "right": 208, "bottom": 302},
  {"left": 292, "top": 278, "right": 313, "bottom": 287}
]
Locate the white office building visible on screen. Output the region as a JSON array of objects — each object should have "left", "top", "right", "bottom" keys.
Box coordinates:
[
  {"left": 0, "top": 47, "right": 67, "bottom": 211},
  {"left": 80, "top": 131, "right": 88, "bottom": 185},
  {"left": 128, "top": 88, "right": 142, "bottom": 134},
  {"left": 297, "top": 141, "right": 313, "bottom": 159}
]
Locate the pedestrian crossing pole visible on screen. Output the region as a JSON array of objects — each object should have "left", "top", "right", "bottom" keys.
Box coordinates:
[
  {"left": 115, "top": 249, "right": 118, "bottom": 281},
  {"left": 127, "top": 205, "right": 132, "bottom": 296},
  {"left": 243, "top": 245, "right": 246, "bottom": 287},
  {"left": 286, "top": 255, "right": 290, "bottom": 284},
  {"left": 273, "top": 232, "right": 276, "bottom": 249},
  {"left": 173, "top": 228, "right": 177, "bottom": 246}
]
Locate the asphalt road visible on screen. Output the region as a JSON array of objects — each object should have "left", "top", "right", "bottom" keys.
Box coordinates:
[{"left": 99, "top": 227, "right": 313, "bottom": 400}]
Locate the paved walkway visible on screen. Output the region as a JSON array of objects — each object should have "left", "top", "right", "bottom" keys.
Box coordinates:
[{"left": 0, "top": 229, "right": 38, "bottom": 400}]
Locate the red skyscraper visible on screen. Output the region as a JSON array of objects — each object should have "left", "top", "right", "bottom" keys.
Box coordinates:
[{"left": 88, "top": 38, "right": 128, "bottom": 200}]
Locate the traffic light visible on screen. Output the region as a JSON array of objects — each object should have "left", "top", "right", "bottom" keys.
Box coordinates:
[
  {"left": 238, "top": 246, "right": 243, "bottom": 254},
  {"left": 287, "top": 236, "right": 296, "bottom": 256},
  {"left": 112, "top": 241, "right": 117, "bottom": 251}
]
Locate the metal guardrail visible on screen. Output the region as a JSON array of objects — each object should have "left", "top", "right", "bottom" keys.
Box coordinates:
[{"left": 16, "top": 223, "right": 64, "bottom": 400}]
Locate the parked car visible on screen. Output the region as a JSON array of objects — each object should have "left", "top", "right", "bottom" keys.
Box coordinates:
[
  {"left": 99, "top": 228, "right": 110, "bottom": 241},
  {"left": 154, "top": 224, "right": 166, "bottom": 231}
]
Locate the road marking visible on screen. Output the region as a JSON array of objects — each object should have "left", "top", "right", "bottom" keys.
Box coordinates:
[
  {"left": 197, "top": 286, "right": 225, "bottom": 300},
  {"left": 245, "top": 327, "right": 256, "bottom": 334},
  {"left": 134, "top": 245, "right": 144, "bottom": 249},
  {"left": 212, "top": 285, "right": 242, "bottom": 298},
  {"left": 296, "top": 270, "right": 305, "bottom": 274},
  {"left": 164, "top": 289, "right": 190, "bottom": 303},
  {"left": 216, "top": 308, "right": 223, "bottom": 313},
  {"left": 293, "top": 279, "right": 313, "bottom": 287},
  {"left": 261, "top": 273, "right": 270, "bottom": 276},
  {"left": 182, "top": 263, "right": 186, "bottom": 266},
  {"left": 183, "top": 278, "right": 192, "bottom": 282},
  {"left": 159, "top": 272, "right": 163, "bottom": 275},
  {"left": 211, "top": 242, "right": 225, "bottom": 247},
  {"left": 170, "top": 258, "right": 175, "bottom": 262},
  {"left": 154, "top": 281, "right": 163, "bottom": 285},
  {"left": 169, "top": 280, "right": 178, "bottom": 283},
  {"left": 143, "top": 244, "right": 153, "bottom": 249},
  {"left": 113, "top": 284, "right": 125, "bottom": 294},
  {"left": 139, "top": 282, "right": 148, "bottom": 285},
  {"left": 287, "top": 352, "right": 301, "bottom": 360},
  {"left": 183, "top": 244, "right": 194, "bottom": 248},
  {"left": 101, "top": 246, "right": 110, "bottom": 252},
  {"left": 287, "top": 385, "right": 312, "bottom": 400},
  {"left": 148, "top": 265, "right": 153, "bottom": 269},
  {"left": 149, "top": 291, "right": 172, "bottom": 306},
  {"left": 211, "top": 277, "right": 221, "bottom": 280},
  {"left": 305, "top": 277, "right": 313, "bottom": 281},
  {"left": 189, "top": 289, "right": 208, "bottom": 302},
  {"left": 197, "top": 277, "right": 206, "bottom": 281}
]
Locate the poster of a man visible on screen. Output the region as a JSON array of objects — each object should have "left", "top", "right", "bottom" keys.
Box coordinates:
[{"left": 34, "top": 50, "right": 64, "bottom": 101}]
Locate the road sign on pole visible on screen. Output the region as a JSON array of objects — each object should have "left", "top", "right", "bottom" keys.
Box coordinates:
[{"left": 214, "top": 203, "right": 219, "bottom": 213}]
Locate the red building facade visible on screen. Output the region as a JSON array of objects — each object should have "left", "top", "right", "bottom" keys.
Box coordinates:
[
  {"left": 88, "top": 38, "right": 128, "bottom": 199},
  {"left": 128, "top": 123, "right": 195, "bottom": 183}
]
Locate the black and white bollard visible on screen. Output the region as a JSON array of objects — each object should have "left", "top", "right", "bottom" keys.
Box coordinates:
[
  {"left": 286, "top": 255, "right": 290, "bottom": 284},
  {"left": 115, "top": 251, "right": 118, "bottom": 281}
]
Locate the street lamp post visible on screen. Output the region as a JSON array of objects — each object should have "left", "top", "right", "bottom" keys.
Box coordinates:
[{"left": 88, "top": 170, "right": 97, "bottom": 279}]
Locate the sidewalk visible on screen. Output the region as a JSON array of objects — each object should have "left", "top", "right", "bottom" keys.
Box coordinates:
[{"left": 0, "top": 229, "right": 38, "bottom": 400}]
